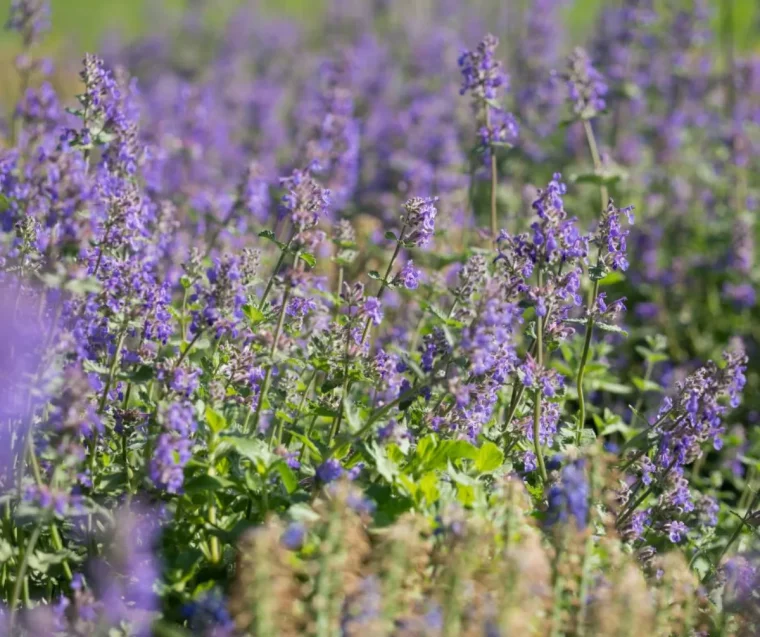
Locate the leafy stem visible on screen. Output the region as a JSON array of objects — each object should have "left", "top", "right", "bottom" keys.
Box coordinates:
[
  {"left": 253, "top": 251, "right": 300, "bottom": 435},
  {"left": 533, "top": 267, "right": 548, "bottom": 483},
  {"left": 8, "top": 518, "right": 43, "bottom": 633}
]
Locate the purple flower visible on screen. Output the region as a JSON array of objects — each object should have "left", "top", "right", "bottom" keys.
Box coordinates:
[
  {"left": 6, "top": 0, "right": 50, "bottom": 47},
  {"left": 278, "top": 168, "right": 331, "bottom": 236},
  {"left": 546, "top": 459, "right": 589, "bottom": 528},
  {"left": 316, "top": 458, "right": 344, "bottom": 483},
  {"left": 150, "top": 402, "right": 196, "bottom": 493},
  {"left": 565, "top": 47, "right": 608, "bottom": 119},
  {"left": 281, "top": 522, "right": 307, "bottom": 551},
  {"left": 593, "top": 200, "right": 634, "bottom": 272},
  {"left": 458, "top": 34, "right": 507, "bottom": 100},
  {"left": 401, "top": 196, "right": 438, "bottom": 247},
  {"left": 667, "top": 520, "right": 688, "bottom": 543},
  {"left": 723, "top": 282, "right": 756, "bottom": 309},
  {"left": 459, "top": 34, "right": 518, "bottom": 159},
  {"left": 395, "top": 261, "right": 421, "bottom": 290},
  {"left": 362, "top": 297, "right": 383, "bottom": 326}
]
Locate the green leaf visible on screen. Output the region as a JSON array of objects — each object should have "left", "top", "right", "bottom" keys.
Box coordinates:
[
  {"left": 384, "top": 231, "right": 398, "bottom": 241},
  {"left": 368, "top": 270, "right": 382, "bottom": 280},
  {"left": 596, "top": 322, "right": 628, "bottom": 337},
  {"left": 366, "top": 442, "right": 399, "bottom": 483},
  {"left": 578, "top": 427, "right": 597, "bottom": 449},
  {"left": 205, "top": 407, "right": 227, "bottom": 434},
  {"left": 570, "top": 172, "right": 623, "bottom": 187},
  {"left": 82, "top": 360, "right": 110, "bottom": 375},
  {"left": 27, "top": 549, "right": 79, "bottom": 574},
  {"left": 184, "top": 474, "right": 235, "bottom": 494},
  {"left": 299, "top": 252, "right": 317, "bottom": 268},
  {"left": 590, "top": 380, "right": 631, "bottom": 395},
  {"left": 258, "top": 229, "right": 287, "bottom": 250},
  {"left": 129, "top": 365, "right": 155, "bottom": 383},
  {"left": 271, "top": 460, "right": 298, "bottom": 494},
  {"left": 588, "top": 263, "right": 609, "bottom": 281},
  {"left": 475, "top": 441, "right": 504, "bottom": 473},
  {"left": 221, "top": 435, "right": 272, "bottom": 471},
  {"left": 425, "top": 440, "right": 477, "bottom": 470},
  {"left": 418, "top": 472, "right": 439, "bottom": 504},
  {"left": 286, "top": 431, "right": 323, "bottom": 463},
  {"left": 632, "top": 377, "right": 663, "bottom": 393},
  {"left": 242, "top": 304, "right": 266, "bottom": 325}
]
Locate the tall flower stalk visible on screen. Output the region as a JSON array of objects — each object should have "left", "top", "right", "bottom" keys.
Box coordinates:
[{"left": 459, "top": 34, "right": 518, "bottom": 236}]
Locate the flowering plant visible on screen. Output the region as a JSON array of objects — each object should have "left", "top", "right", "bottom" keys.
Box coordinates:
[{"left": 1, "top": 0, "right": 760, "bottom": 635}]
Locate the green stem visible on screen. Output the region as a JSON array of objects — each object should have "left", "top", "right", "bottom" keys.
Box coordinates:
[
  {"left": 575, "top": 279, "right": 598, "bottom": 446},
  {"left": 361, "top": 228, "right": 406, "bottom": 345},
  {"left": 174, "top": 329, "right": 203, "bottom": 371},
  {"left": 485, "top": 106, "right": 498, "bottom": 237},
  {"left": 8, "top": 519, "right": 43, "bottom": 633},
  {"left": 582, "top": 120, "right": 608, "bottom": 213},
  {"left": 714, "top": 489, "right": 760, "bottom": 570},
  {"left": 329, "top": 303, "right": 353, "bottom": 446},
  {"left": 253, "top": 257, "right": 297, "bottom": 435},
  {"left": 260, "top": 237, "right": 294, "bottom": 308},
  {"left": 533, "top": 268, "right": 548, "bottom": 483}
]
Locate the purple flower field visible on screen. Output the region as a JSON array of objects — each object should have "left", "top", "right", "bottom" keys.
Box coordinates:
[{"left": 1, "top": 0, "right": 759, "bottom": 634}]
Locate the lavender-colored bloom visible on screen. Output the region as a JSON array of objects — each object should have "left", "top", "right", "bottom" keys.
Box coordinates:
[
  {"left": 182, "top": 589, "right": 235, "bottom": 637},
  {"left": 281, "top": 522, "right": 307, "bottom": 550},
  {"left": 723, "top": 282, "right": 756, "bottom": 309},
  {"left": 546, "top": 459, "right": 589, "bottom": 528},
  {"left": 458, "top": 33, "right": 507, "bottom": 100},
  {"left": 170, "top": 366, "right": 201, "bottom": 398},
  {"left": 401, "top": 196, "right": 438, "bottom": 247},
  {"left": 316, "top": 458, "right": 344, "bottom": 483},
  {"left": 667, "top": 520, "right": 688, "bottom": 543},
  {"left": 150, "top": 401, "right": 196, "bottom": 493},
  {"left": 593, "top": 199, "right": 634, "bottom": 271},
  {"left": 278, "top": 168, "right": 331, "bottom": 237},
  {"left": 395, "top": 260, "right": 421, "bottom": 290},
  {"left": 459, "top": 33, "right": 519, "bottom": 161},
  {"left": 97, "top": 506, "right": 162, "bottom": 635},
  {"left": 565, "top": 47, "right": 608, "bottom": 119},
  {"left": 362, "top": 296, "right": 383, "bottom": 326},
  {"left": 6, "top": 0, "right": 50, "bottom": 47}
]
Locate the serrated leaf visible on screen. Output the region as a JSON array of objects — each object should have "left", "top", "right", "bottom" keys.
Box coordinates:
[
  {"left": 28, "top": 549, "right": 79, "bottom": 574},
  {"left": 418, "top": 472, "right": 439, "bottom": 503},
  {"left": 596, "top": 322, "right": 628, "bottom": 337},
  {"left": 221, "top": 435, "right": 272, "bottom": 471},
  {"left": 299, "top": 252, "right": 317, "bottom": 268},
  {"left": 475, "top": 441, "right": 504, "bottom": 473},
  {"left": 578, "top": 427, "right": 597, "bottom": 448},
  {"left": 258, "top": 229, "right": 286, "bottom": 250},
  {"left": 425, "top": 440, "right": 477, "bottom": 470},
  {"left": 286, "top": 431, "right": 323, "bottom": 463},
  {"left": 184, "top": 474, "right": 235, "bottom": 494},
  {"left": 366, "top": 442, "right": 399, "bottom": 483},
  {"left": 205, "top": 407, "right": 227, "bottom": 434},
  {"left": 588, "top": 263, "right": 609, "bottom": 281},
  {"left": 271, "top": 460, "right": 298, "bottom": 494},
  {"left": 129, "top": 365, "right": 154, "bottom": 383},
  {"left": 242, "top": 304, "right": 266, "bottom": 325}
]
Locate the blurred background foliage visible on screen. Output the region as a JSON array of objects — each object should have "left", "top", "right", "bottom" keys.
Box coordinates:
[{"left": 0, "top": 0, "right": 757, "bottom": 54}]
